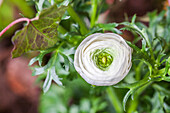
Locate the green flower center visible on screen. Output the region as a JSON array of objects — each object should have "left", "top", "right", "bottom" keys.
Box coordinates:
[{"left": 92, "top": 48, "right": 114, "bottom": 71}]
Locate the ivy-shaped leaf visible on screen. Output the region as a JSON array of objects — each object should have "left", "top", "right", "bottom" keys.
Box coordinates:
[{"left": 12, "top": 4, "right": 67, "bottom": 58}]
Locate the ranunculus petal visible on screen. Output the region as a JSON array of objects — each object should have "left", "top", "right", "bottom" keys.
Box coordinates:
[{"left": 74, "top": 33, "right": 132, "bottom": 86}]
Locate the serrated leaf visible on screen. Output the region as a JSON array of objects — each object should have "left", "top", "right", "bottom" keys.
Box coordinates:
[
  {"left": 55, "top": 54, "right": 70, "bottom": 76},
  {"left": 28, "top": 51, "right": 49, "bottom": 66},
  {"left": 59, "top": 53, "right": 71, "bottom": 71},
  {"left": 12, "top": 5, "right": 67, "bottom": 58},
  {"left": 120, "top": 22, "right": 150, "bottom": 47},
  {"left": 51, "top": 66, "right": 63, "bottom": 86},
  {"left": 60, "top": 47, "right": 75, "bottom": 56},
  {"left": 32, "top": 66, "right": 46, "bottom": 76}
]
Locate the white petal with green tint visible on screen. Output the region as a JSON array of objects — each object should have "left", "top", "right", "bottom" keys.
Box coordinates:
[{"left": 74, "top": 33, "right": 132, "bottom": 86}]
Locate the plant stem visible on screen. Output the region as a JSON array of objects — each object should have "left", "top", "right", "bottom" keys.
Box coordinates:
[
  {"left": 67, "top": 5, "right": 88, "bottom": 35},
  {"left": 91, "top": 0, "right": 98, "bottom": 28},
  {"left": 0, "top": 17, "right": 38, "bottom": 37},
  {"left": 127, "top": 81, "right": 152, "bottom": 113},
  {"left": 106, "top": 87, "right": 123, "bottom": 113},
  {"left": 0, "top": 18, "right": 30, "bottom": 37}
]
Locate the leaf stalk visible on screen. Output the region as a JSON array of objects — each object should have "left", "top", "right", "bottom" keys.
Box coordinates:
[
  {"left": 67, "top": 5, "right": 88, "bottom": 35},
  {"left": 0, "top": 17, "right": 39, "bottom": 37},
  {"left": 106, "top": 87, "right": 123, "bottom": 113},
  {"left": 90, "top": 0, "right": 98, "bottom": 28}
]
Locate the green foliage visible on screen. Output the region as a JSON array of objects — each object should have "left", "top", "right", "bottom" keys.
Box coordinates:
[
  {"left": 96, "top": 23, "right": 121, "bottom": 34},
  {"left": 22, "top": 2, "right": 170, "bottom": 113},
  {"left": 30, "top": 43, "right": 75, "bottom": 92},
  {"left": 39, "top": 79, "right": 108, "bottom": 113},
  {"left": 117, "top": 8, "right": 170, "bottom": 111},
  {"left": 1, "top": 0, "right": 170, "bottom": 112}
]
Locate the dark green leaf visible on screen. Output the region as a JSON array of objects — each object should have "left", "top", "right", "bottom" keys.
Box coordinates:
[
  {"left": 126, "top": 41, "right": 140, "bottom": 52},
  {"left": 156, "top": 53, "right": 166, "bottom": 65},
  {"left": 12, "top": 5, "right": 67, "bottom": 58},
  {"left": 152, "top": 84, "right": 170, "bottom": 96},
  {"left": 120, "top": 22, "right": 150, "bottom": 47}
]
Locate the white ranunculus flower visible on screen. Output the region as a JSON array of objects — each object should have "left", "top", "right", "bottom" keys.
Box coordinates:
[{"left": 74, "top": 33, "right": 132, "bottom": 86}]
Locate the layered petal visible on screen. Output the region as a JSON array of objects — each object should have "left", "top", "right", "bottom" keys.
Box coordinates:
[{"left": 74, "top": 33, "right": 132, "bottom": 86}]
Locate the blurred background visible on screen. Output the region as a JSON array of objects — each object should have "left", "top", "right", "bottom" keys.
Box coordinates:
[{"left": 0, "top": 0, "right": 169, "bottom": 113}]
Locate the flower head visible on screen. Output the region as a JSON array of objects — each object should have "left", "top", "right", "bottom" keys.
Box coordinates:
[{"left": 74, "top": 33, "right": 132, "bottom": 86}]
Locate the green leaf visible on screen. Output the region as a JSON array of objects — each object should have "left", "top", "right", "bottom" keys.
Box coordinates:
[
  {"left": 51, "top": 66, "right": 63, "bottom": 86},
  {"left": 55, "top": 0, "right": 71, "bottom": 7},
  {"left": 80, "top": 99, "right": 90, "bottom": 112},
  {"left": 29, "top": 45, "right": 59, "bottom": 66},
  {"left": 55, "top": 53, "right": 70, "bottom": 76},
  {"left": 37, "top": 0, "right": 46, "bottom": 11},
  {"left": 131, "top": 14, "right": 136, "bottom": 24},
  {"left": 156, "top": 53, "right": 166, "bottom": 65},
  {"left": 152, "top": 84, "right": 170, "bottom": 96},
  {"left": 43, "top": 69, "right": 53, "bottom": 93},
  {"left": 141, "top": 39, "right": 147, "bottom": 52},
  {"left": 126, "top": 41, "right": 141, "bottom": 52},
  {"left": 162, "top": 57, "right": 170, "bottom": 81},
  {"left": 32, "top": 66, "right": 46, "bottom": 76},
  {"left": 12, "top": 5, "right": 67, "bottom": 58},
  {"left": 120, "top": 22, "right": 150, "bottom": 48},
  {"left": 39, "top": 84, "right": 67, "bottom": 113},
  {"left": 85, "top": 27, "right": 103, "bottom": 36},
  {"left": 97, "top": 23, "right": 121, "bottom": 34},
  {"left": 114, "top": 83, "right": 132, "bottom": 89},
  {"left": 29, "top": 53, "right": 46, "bottom": 66},
  {"left": 167, "top": 7, "right": 170, "bottom": 22},
  {"left": 123, "top": 90, "right": 133, "bottom": 111}
]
